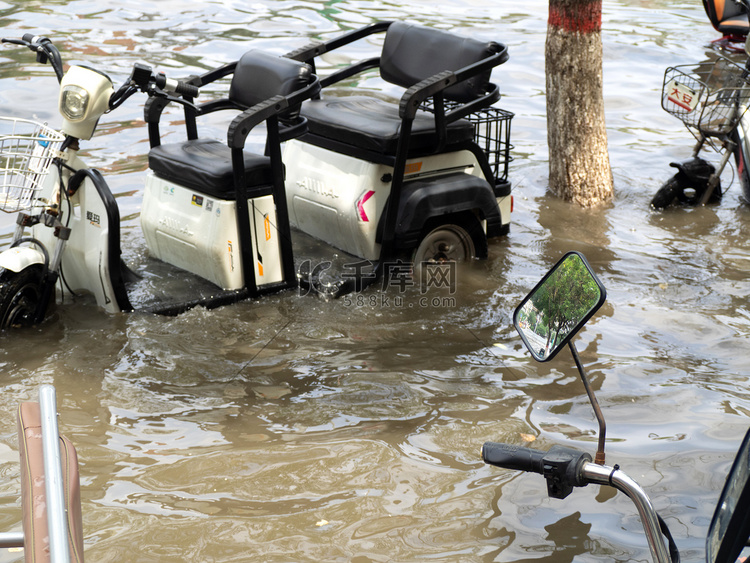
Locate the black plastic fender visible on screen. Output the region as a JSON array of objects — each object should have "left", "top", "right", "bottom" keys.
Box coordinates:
[
  {"left": 384, "top": 172, "right": 503, "bottom": 252},
  {"left": 668, "top": 156, "right": 715, "bottom": 182}
]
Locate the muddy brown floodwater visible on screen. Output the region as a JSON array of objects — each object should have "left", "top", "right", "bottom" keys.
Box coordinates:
[{"left": 0, "top": 1, "right": 748, "bottom": 561}]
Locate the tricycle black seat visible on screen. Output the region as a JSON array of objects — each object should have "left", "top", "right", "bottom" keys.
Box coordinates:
[
  {"left": 145, "top": 49, "right": 319, "bottom": 199},
  {"left": 300, "top": 96, "right": 474, "bottom": 155},
  {"left": 288, "top": 21, "right": 508, "bottom": 159},
  {"left": 149, "top": 139, "right": 272, "bottom": 199}
]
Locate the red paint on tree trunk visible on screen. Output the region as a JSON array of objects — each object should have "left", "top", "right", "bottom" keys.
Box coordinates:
[{"left": 549, "top": 2, "right": 602, "bottom": 34}]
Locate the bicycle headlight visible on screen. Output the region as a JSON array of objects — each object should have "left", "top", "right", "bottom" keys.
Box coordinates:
[{"left": 60, "top": 85, "right": 89, "bottom": 121}]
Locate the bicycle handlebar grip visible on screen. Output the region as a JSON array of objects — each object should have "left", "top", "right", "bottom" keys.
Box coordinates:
[
  {"left": 22, "top": 33, "right": 36, "bottom": 44},
  {"left": 482, "top": 442, "right": 547, "bottom": 474}
]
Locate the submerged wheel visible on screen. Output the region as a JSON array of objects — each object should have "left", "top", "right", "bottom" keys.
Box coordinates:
[
  {"left": 0, "top": 265, "right": 45, "bottom": 329},
  {"left": 651, "top": 174, "right": 722, "bottom": 209},
  {"left": 412, "top": 223, "right": 476, "bottom": 265}
]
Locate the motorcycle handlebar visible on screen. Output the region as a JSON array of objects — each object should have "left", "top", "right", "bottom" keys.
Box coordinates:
[
  {"left": 483, "top": 442, "right": 674, "bottom": 563},
  {"left": 2, "top": 34, "right": 51, "bottom": 51},
  {"left": 482, "top": 441, "right": 591, "bottom": 500}
]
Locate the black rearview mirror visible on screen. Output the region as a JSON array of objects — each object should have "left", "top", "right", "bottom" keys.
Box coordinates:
[
  {"left": 706, "top": 427, "right": 750, "bottom": 563},
  {"left": 513, "top": 252, "right": 606, "bottom": 362}
]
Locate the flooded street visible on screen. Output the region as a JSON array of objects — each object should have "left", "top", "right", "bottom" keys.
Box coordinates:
[{"left": 0, "top": 0, "right": 749, "bottom": 561}]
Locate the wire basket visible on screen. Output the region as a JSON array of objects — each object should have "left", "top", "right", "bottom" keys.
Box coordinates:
[
  {"left": 662, "top": 56, "right": 750, "bottom": 138},
  {"left": 0, "top": 117, "right": 65, "bottom": 213},
  {"left": 419, "top": 100, "right": 514, "bottom": 185}
]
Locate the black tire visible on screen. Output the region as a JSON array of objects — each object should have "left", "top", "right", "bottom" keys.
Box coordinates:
[
  {"left": 412, "top": 223, "right": 476, "bottom": 265},
  {"left": 407, "top": 223, "right": 477, "bottom": 288},
  {"left": 0, "top": 265, "right": 45, "bottom": 329},
  {"left": 651, "top": 174, "right": 722, "bottom": 209}
]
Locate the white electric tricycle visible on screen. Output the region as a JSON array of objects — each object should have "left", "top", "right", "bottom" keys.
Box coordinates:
[
  {"left": 0, "top": 22, "right": 516, "bottom": 328},
  {"left": 0, "top": 34, "right": 320, "bottom": 327}
]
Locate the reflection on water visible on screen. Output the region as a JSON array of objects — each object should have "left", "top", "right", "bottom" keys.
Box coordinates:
[{"left": 0, "top": 0, "right": 748, "bottom": 561}]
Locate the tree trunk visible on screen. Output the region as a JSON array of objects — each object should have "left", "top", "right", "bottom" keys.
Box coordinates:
[{"left": 546, "top": 0, "right": 613, "bottom": 207}]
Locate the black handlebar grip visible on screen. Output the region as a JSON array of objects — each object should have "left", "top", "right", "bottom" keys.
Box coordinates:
[
  {"left": 22, "top": 33, "right": 36, "bottom": 43},
  {"left": 482, "top": 442, "right": 547, "bottom": 474},
  {"left": 153, "top": 72, "right": 199, "bottom": 99},
  {"left": 175, "top": 81, "right": 199, "bottom": 99}
]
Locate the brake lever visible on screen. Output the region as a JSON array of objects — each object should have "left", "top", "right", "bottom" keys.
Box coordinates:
[{"left": 1, "top": 38, "right": 28, "bottom": 46}]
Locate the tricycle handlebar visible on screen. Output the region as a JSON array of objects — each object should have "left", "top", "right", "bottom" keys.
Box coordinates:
[
  {"left": 127, "top": 63, "right": 199, "bottom": 99},
  {"left": 154, "top": 73, "right": 199, "bottom": 98}
]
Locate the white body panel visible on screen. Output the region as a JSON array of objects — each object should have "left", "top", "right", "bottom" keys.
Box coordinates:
[
  {"left": 30, "top": 152, "right": 124, "bottom": 313},
  {"left": 284, "top": 141, "right": 392, "bottom": 260},
  {"left": 283, "top": 140, "right": 499, "bottom": 260},
  {"left": 140, "top": 173, "right": 283, "bottom": 290}
]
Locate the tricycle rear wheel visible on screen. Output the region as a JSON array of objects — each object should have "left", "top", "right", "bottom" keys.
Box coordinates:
[{"left": 412, "top": 223, "right": 476, "bottom": 265}]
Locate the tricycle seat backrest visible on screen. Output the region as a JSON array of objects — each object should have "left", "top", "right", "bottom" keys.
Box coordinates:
[
  {"left": 380, "top": 22, "right": 499, "bottom": 103},
  {"left": 229, "top": 50, "right": 313, "bottom": 117}
]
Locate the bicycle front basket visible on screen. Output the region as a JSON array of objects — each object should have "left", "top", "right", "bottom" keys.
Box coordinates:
[
  {"left": 662, "top": 56, "right": 750, "bottom": 137},
  {"left": 0, "top": 117, "right": 65, "bottom": 213}
]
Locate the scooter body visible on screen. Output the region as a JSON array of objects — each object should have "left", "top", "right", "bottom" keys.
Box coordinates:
[
  {"left": 30, "top": 152, "right": 130, "bottom": 313},
  {"left": 0, "top": 57, "right": 134, "bottom": 321},
  {"left": 653, "top": 16, "right": 750, "bottom": 209},
  {"left": 736, "top": 107, "right": 750, "bottom": 200}
]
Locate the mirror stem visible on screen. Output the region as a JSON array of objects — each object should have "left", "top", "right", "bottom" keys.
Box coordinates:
[{"left": 568, "top": 341, "right": 606, "bottom": 465}]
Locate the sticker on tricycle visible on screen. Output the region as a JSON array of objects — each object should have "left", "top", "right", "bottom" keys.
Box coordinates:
[{"left": 666, "top": 79, "right": 699, "bottom": 112}]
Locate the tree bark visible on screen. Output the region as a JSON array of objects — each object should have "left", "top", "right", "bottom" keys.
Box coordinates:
[{"left": 546, "top": 0, "right": 613, "bottom": 207}]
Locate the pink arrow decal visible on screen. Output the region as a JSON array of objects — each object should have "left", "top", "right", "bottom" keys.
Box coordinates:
[{"left": 357, "top": 190, "right": 375, "bottom": 222}]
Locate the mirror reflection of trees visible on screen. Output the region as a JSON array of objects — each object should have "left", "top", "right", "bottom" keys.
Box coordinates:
[{"left": 517, "top": 254, "right": 601, "bottom": 355}]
